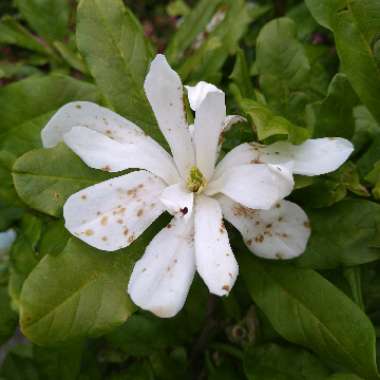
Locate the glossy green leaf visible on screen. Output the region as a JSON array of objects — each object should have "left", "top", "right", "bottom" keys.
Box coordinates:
[
  {"left": 306, "top": 0, "right": 380, "bottom": 124},
  {"left": 76, "top": 0, "right": 162, "bottom": 142},
  {"left": 328, "top": 375, "right": 364, "bottom": 380},
  {"left": 20, "top": 238, "right": 135, "bottom": 345},
  {"left": 256, "top": 17, "right": 311, "bottom": 124},
  {"left": 244, "top": 343, "right": 330, "bottom": 379},
  {"left": 239, "top": 99, "right": 310, "bottom": 143},
  {"left": 308, "top": 73, "right": 358, "bottom": 139},
  {"left": 239, "top": 251, "right": 379, "bottom": 379},
  {"left": 295, "top": 199, "right": 380, "bottom": 269},
  {"left": 12, "top": 144, "right": 110, "bottom": 217},
  {"left": 14, "top": 0, "right": 70, "bottom": 42}
]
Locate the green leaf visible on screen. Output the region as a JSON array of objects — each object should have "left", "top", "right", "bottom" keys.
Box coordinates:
[
  {"left": 14, "top": 0, "right": 70, "bottom": 42},
  {"left": 0, "top": 286, "right": 17, "bottom": 345},
  {"left": 177, "top": 0, "right": 253, "bottom": 83},
  {"left": 239, "top": 99, "right": 310, "bottom": 143},
  {"left": 33, "top": 342, "right": 84, "bottom": 380},
  {"left": 256, "top": 18, "right": 311, "bottom": 124},
  {"left": 20, "top": 238, "right": 135, "bottom": 345},
  {"left": 295, "top": 199, "right": 380, "bottom": 269},
  {"left": 13, "top": 144, "right": 110, "bottom": 217},
  {"left": 0, "top": 16, "right": 48, "bottom": 54},
  {"left": 307, "top": 73, "right": 359, "bottom": 139},
  {"left": 327, "top": 375, "right": 364, "bottom": 380},
  {"left": 38, "top": 220, "right": 70, "bottom": 257},
  {"left": 166, "top": 0, "right": 224, "bottom": 64},
  {"left": 76, "top": 0, "right": 163, "bottom": 143},
  {"left": 239, "top": 250, "right": 380, "bottom": 379},
  {"left": 305, "top": 0, "right": 380, "bottom": 125},
  {"left": 244, "top": 343, "right": 330, "bottom": 379},
  {"left": 229, "top": 48, "right": 254, "bottom": 99}
]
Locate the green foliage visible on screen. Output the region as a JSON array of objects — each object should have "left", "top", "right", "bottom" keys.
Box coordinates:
[{"left": 1, "top": 0, "right": 380, "bottom": 378}]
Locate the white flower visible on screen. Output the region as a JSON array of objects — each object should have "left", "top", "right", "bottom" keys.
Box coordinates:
[
  {"left": 41, "top": 54, "right": 353, "bottom": 317},
  {"left": 0, "top": 229, "right": 16, "bottom": 257}
]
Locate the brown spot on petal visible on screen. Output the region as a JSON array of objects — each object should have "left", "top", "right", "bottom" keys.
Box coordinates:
[
  {"left": 282, "top": 233, "right": 288, "bottom": 238},
  {"left": 102, "top": 236, "right": 108, "bottom": 241},
  {"left": 255, "top": 234, "right": 264, "bottom": 243},
  {"left": 265, "top": 224, "right": 272, "bottom": 229},
  {"left": 222, "top": 285, "right": 230, "bottom": 292},
  {"left": 275, "top": 252, "right": 284, "bottom": 259},
  {"left": 180, "top": 207, "right": 188, "bottom": 215},
  {"left": 137, "top": 209, "right": 144, "bottom": 217},
  {"left": 75, "top": 104, "right": 82, "bottom": 109},
  {"left": 100, "top": 216, "right": 108, "bottom": 226},
  {"left": 85, "top": 229, "right": 94, "bottom": 236},
  {"left": 123, "top": 228, "right": 129, "bottom": 236},
  {"left": 275, "top": 203, "right": 281, "bottom": 208},
  {"left": 304, "top": 221, "right": 311, "bottom": 229},
  {"left": 167, "top": 223, "right": 172, "bottom": 229},
  {"left": 117, "top": 219, "right": 123, "bottom": 224},
  {"left": 102, "top": 165, "right": 111, "bottom": 172},
  {"left": 246, "top": 239, "right": 252, "bottom": 246},
  {"left": 128, "top": 234, "right": 135, "bottom": 244},
  {"left": 278, "top": 216, "right": 283, "bottom": 222},
  {"left": 81, "top": 194, "right": 87, "bottom": 200}
]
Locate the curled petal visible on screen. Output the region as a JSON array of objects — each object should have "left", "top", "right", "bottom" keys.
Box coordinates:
[
  {"left": 193, "top": 91, "right": 226, "bottom": 179},
  {"left": 185, "top": 81, "right": 223, "bottom": 111},
  {"left": 194, "top": 195, "right": 238, "bottom": 296},
  {"left": 219, "top": 195, "right": 311, "bottom": 259},
  {"left": 128, "top": 217, "right": 195, "bottom": 318},
  {"left": 206, "top": 164, "right": 294, "bottom": 210},
  {"left": 64, "top": 126, "right": 179, "bottom": 184},
  {"left": 159, "top": 183, "right": 193, "bottom": 220},
  {"left": 64, "top": 171, "right": 166, "bottom": 251},
  {"left": 144, "top": 54, "right": 194, "bottom": 178}
]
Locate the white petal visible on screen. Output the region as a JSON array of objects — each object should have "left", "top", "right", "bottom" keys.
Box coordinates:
[
  {"left": 128, "top": 217, "right": 195, "bottom": 318},
  {"left": 215, "top": 138, "right": 353, "bottom": 178},
  {"left": 42, "top": 101, "right": 147, "bottom": 147},
  {"left": 144, "top": 54, "right": 194, "bottom": 178},
  {"left": 63, "top": 171, "right": 166, "bottom": 251},
  {"left": 185, "top": 81, "right": 223, "bottom": 111},
  {"left": 206, "top": 164, "right": 294, "bottom": 210},
  {"left": 159, "top": 183, "right": 193, "bottom": 220},
  {"left": 63, "top": 126, "right": 179, "bottom": 184},
  {"left": 194, "top": 195, "right": 238, "bottom": 296},
  {"left": 219, "top": 195, "right": 311, "bottom": 259},
  {"left": 0, "top": 229, "right": 16, "bottom": 255},
  {"left": 194, "top": 91, "right": 226, "bottom": 179},
  {"left": 41, "top": 101, "right": 180, "bottom": 184},
  {"left": 286, "top": 138, "right": 354, "bottom": 176}
]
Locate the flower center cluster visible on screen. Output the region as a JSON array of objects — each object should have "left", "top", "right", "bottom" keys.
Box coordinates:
[{"left": 187, "top": 166, "right": 206, "bottom": 193}]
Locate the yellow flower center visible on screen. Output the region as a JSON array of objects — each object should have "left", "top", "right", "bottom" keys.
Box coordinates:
[{"left": 187, "top": 166, "right": 206, "bottom": 193}]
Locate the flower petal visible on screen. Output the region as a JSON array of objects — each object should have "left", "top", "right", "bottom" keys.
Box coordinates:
[
  {"left": 284, "top": 138, "right": 354, "bottom": 176},
  {"left": 206, "top": 164, "right": 294, "bottom": 210},
  {"left": 159, "top": 183, "right": 193, "bottom": 220},
  {"left": 194, "top": 195, "right": 238, "bottom": 296},
  {"left": 63, "top": 126, "right": 179, "bottom": 184},
  {"left": 128, "top": 217, "right": 195, "bottom": 318},
  {"left": 63, "top": 171, "right": 166, "bottom": 251},
  {"left": 215, "top": 138, "right": 353, "bottom": 178},
  {"left": 144, "top": 54, "right": 194, "bottom": 177},
  {"left": 219, "top": 195, "right": 311, "bottom": 259},
  {"left": 185, "top": 81, "right": 223, "bottom": 111},
  {"left": 193, "top": 91, "right": 226, "bottom": 179},
  {"left": 41, "top": 101, "right": 180, "bottom": 184},
  {"left": 42, "top": 101, "right": 146, "bottom": 147}
]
